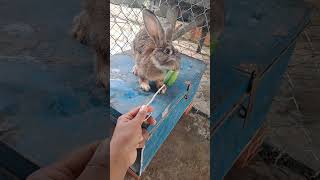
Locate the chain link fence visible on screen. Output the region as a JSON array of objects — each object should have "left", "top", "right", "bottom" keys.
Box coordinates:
[{"left": 110, "top": 0, "right": 211, "bottom": 61}]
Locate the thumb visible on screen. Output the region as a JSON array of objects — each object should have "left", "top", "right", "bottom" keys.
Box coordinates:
[{"left": 133, "top": 105, "right": 148, "bottom": 123}]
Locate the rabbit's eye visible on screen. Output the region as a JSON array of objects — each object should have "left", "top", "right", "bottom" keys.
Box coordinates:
[{"left": 164, "top": 48, "right": 172, "bottom": 55}]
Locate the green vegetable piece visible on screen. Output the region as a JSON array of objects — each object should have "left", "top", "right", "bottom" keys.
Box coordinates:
[
  {"left": 164, "top": 70, "right": 179, "bottom": 86},
  {"left": 164, "top": 70, "right": 174, "bottom": 84}
]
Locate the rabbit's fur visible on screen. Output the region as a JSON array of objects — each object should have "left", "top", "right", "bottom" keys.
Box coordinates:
[
  {"left": 132, "top": 9, "right": 180, "bottom": 93},
  {"left": 71, "top": 0, "right": 108, "bottom": 92}
]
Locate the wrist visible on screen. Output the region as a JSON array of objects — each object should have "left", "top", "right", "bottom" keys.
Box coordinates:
[
  {"left": 110, "top": 139, "right": 130, "bottom": 169},
  {"left": 110, "top": 141, "right": 130, "bottom": 180}
]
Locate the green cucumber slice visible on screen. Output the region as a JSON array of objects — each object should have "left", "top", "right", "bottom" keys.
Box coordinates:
[{"left": 164, "top": 70, "right": 179, "bottom": 86}]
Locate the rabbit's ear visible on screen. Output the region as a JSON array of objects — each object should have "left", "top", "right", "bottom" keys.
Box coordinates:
[
  {"left": 143, "top": 9, "right": 165, "bottom": 47},
  {"left": 165, "top": 6, "right": 178, "bottom": 43}
]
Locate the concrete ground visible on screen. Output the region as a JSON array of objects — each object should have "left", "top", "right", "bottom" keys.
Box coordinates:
[
  {"left": 225, "top": 156, "right": 306, "bottom": 180},
  {"left": 264, "top": 10, "right": 320, "bottom": 173}
]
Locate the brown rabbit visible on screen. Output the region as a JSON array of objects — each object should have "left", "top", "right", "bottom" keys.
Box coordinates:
[
  {"left": 71, "top": 0, "right": 108, "bottom": 92},
  {"left": 132, "top": 8, "right": 180, "bottom": 94}
]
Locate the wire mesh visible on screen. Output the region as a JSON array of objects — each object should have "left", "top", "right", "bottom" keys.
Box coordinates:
[{"left": 110, "top": 0, "right": 210, "bottom": 61}]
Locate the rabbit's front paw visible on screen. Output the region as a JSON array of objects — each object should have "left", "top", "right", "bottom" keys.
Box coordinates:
[{"left": 140, "top": 81, "right": 151, "bottom": 91}]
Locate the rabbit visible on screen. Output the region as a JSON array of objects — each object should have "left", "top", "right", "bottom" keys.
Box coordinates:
[
  {"left": 71, "top": 0, "right": 108, "bottom": 93},
  {"left": 132, "top": 8, "right": 180, "bottom": 94}
]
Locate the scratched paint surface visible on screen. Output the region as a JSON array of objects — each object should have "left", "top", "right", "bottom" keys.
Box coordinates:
[{"left": 110, "top": 54, "right": 207, "bottom": 174}]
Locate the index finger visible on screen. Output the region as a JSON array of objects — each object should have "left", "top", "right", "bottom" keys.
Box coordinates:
[
  {"left": 125, "top": 106, "right": 141, "bottom": 119},
  {"left": 120, "top": 106, "right": 154, "bottom": 121}
]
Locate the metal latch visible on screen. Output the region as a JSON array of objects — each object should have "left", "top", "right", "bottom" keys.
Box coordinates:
[
  {"left": 241, "top": 70, "right": 258, "bottom": 127},
  {"left": 184, "top": 81, "right": 191, "bottom": 99}
]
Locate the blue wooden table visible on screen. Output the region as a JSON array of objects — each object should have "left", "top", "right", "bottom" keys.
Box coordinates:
[
  {"left": 212, "top": 0, "right": 315, "bottom": 179},
  {"left": 110, "top": 53, "right": 207, "bottom": 176}
]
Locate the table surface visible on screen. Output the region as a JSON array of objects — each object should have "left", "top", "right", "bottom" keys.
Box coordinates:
[{"left": 110, "top": 53, "right": 207, "bottom": 132}]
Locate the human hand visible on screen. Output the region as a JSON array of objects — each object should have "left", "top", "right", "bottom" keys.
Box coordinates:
[
  {"left": 110, "top": 105, "right": 156, "bottom": 179},
  {"left": 27, "top": 105, "right": 156, "bottom": 180}
]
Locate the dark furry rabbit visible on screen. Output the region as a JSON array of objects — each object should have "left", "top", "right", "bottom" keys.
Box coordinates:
[
  {"left": 71, "top": 0, "right": 108, "bottom": 92},
  {"left": 132, "top": 8, "right": 180, "bottom": 94}
]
